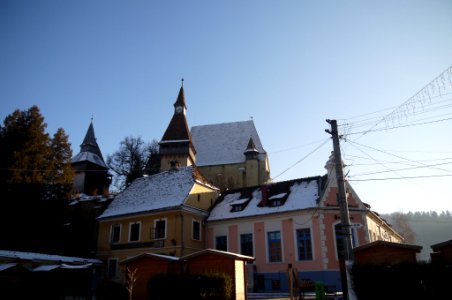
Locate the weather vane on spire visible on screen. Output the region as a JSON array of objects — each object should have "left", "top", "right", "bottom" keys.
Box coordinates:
[{"left": 181, "top": 78, "right": 184, "bottom": 87}]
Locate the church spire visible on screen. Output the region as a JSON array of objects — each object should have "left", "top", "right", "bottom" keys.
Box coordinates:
[
  {"left": 173, "top": 79, "right": 187, "bottom": 114},
  {"left": 80, "top": 120, "right": 104, "bottom": 161},
  {"left": 159, "top": 83, "right": 196, "bottom": 171},
  {"left": 244, "top": 136, "right": 259, "bottom": 158}
]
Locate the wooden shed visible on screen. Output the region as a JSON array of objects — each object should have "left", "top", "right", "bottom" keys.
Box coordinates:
[
  {"left": 120, "top": 253, "right": 182, "bottom": 300},
  {"left": 121, "top": 249, "right": 254, "bottom": 300},
  {"left": 353, "top": 241, "right": 422, "bottom": 265},
  {"left": 183, "top": 249, "right": 254, "bottom": 300},
  {"left": 430, "top": 239, "right": 452, "bottom": 263}
]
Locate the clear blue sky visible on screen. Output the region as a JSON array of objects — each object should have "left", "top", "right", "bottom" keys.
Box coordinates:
[{"left": 1, "top": 0, "right": 451, "bottom": 214}]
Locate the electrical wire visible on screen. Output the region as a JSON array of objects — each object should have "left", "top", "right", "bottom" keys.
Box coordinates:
[
  {"left": 348, "top": 174, "right": 452, "bottom": 181},
  {"left": 272, "top": 138, "right": 330, "bottom": 180}
]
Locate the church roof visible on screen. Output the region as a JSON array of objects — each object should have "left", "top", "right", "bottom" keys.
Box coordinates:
[
  {"left": 160, "top": 86, "right": 192, "bottom": 143},
  {"left": 97, "top": 166, "right": 216, "bottom": 220},
  {"left": 191, "top": 120, "right": 266, "bottom": 166},
  {"left": 72, "top": 122, "right": 107, "bottom": 168},
  {"left": 208, "top": 176, "right": 322, "bottom": 222}
]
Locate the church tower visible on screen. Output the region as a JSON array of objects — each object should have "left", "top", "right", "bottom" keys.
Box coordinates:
[
  {"left": 71, "top": 121, "right": 111, "bottom": 195},
  {"left": 159, "top": 81, "right": 196, "bottom": 171}
]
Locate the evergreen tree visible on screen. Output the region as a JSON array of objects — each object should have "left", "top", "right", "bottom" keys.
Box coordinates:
[
  {"left": 47, "top": 128, "right": 74, "bottom": 200},
  {"left": 0, "top": 106, "right": 74, "bottom": 253},
  {"left": 0, "top": 106, "right": 50, "bottom": 186}
]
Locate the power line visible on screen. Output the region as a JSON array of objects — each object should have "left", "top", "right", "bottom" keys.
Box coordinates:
[
  {"left": 272, "top": 138, "right": 330, "bottom": 180},
  {"left": 348, "top": 140, "right": 452, "bottom": 175},
  {"left": 350, "top": 161, "right": 452, "bottom": 177},
  {"left": 348, "top": 174, "right": 452, "bottom": 181}
]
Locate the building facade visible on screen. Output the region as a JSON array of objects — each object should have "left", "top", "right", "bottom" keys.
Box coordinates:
[
  {"left": 206, "top": 153, "right": 403, "bottom": 292},
  {"left": 96, "top": 166, "right": 219, "bottom": 282}
]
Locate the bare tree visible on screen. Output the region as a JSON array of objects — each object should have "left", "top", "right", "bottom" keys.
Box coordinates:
[
  {"left": 387, "top": 212, "right": 415, "bottom": 243},
  {"left": 107, "top": 136, "right": 158, "bottom": 191}
]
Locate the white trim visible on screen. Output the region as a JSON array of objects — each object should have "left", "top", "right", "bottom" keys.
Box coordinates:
[
  {"left": 266, "top": 230, "right": 283, "bottom": 263},
  {"left": 153, "top": 218, "right": 167, "bottom": 240},
  {"left": 294, "top": 227, "right": 314, "bottom": 261},
  {"left": 110, "top": 223, "right": 121, "bottom": 244},
  {"left": 128, "top": 221, "right": 142, "bottom": 242}
]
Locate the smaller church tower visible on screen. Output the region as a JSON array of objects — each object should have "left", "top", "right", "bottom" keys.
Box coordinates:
[
  {"left": 159, "top": 81, "right": 196, "bottom": 171},
  {"left": 71, "top": 121, "right": 111, "bottom": 195},
  {"left": 244, "top": 137, "right": 260, "bottom": 187}
]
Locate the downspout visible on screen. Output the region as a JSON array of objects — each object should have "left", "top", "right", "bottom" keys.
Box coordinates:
[{"left": 180, "top": 212, "right": 185, "bottom": 257}]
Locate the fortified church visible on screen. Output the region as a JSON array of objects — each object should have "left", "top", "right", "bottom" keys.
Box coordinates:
[{"left": 69, "top": 84, "right": 403, "bottom": 295}]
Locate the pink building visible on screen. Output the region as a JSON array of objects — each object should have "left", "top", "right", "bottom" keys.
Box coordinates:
[{"left": 206, "top": 154, "right": 402, "bottom": 292}]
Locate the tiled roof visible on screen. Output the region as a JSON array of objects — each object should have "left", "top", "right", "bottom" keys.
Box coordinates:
[{"left": 191, "top": 120, "right": 266, "bottom": 166}]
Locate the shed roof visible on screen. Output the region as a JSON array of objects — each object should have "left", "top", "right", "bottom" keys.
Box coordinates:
[{"left": 353, "top": 240, "right": 422, "bottom": 253}]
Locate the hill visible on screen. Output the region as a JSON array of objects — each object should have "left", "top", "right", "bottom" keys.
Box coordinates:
[{"left": 382, "top": 211, "right": 452, "bottom": 261}]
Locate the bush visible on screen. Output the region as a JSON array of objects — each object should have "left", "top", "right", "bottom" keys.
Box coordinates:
[{"left": 148, "top": 272, "right": 233, "bottom": 300}]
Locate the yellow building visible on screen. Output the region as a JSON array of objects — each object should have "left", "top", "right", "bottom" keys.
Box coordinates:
[
  {"left": 191, "top": 120, "right": 271, "bottom": 190},
  {"left": 96, "top": 166, "right": 219, "bottom": 282},
  {"left": 158, "top": 84, "right": 270, "bottom": 190},
  {"left": 96, "top": 84, "right": 269, "bottom": 283}
]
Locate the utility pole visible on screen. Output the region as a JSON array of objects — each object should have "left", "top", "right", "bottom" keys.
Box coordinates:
[{"left": 325, "top": 119, "right": 354, "bottom": 261}]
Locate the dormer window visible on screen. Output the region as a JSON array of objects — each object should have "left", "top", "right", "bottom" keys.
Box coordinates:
[
  {"left": 268, "top": 193, "right": 287, "bottom": 207},
  {"left": 230, "top": 198, "right": 249, "bottom": 213},
  {"left": 231, "top": 204, "right": 244, "bottom": 212},
  {"left": 269, "top": 199, "right": 282, "bottom": 207}
]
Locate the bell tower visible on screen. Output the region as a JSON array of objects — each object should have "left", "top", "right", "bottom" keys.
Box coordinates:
[{"left": 159, "top": 80, "right": 196, "bottom": 171}]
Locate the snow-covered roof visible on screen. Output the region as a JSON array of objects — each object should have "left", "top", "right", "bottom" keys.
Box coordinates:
[
  {"left": 72, "top": 151, "right": 108, "bottom": 168},
  {"left": 98, "top": 166, "right": 209, "bottom": 220},
  {"left": 0, "top": 250, "right": 102, "bottom": 265},
  {"left": 191, "top": 120, "right": 266, "bottom": 166},
  {"left": 208, "top": 177, "right": 321, "bottom": 221}
]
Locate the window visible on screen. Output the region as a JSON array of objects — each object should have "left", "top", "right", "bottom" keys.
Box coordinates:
[
  {"left": 153, "top": 219, "right": 166, "bottom": 239},
  {"left": 216, "top": 235, "right": 227, "bottom": 251},
  {"left": 240, "top": 233, "right": 253, "bottom": 256},
  {"left": 269, "top": 199, "right": 282, "bottom": 207},
  {"left": 129, "top": 222, "right": 140, "bottom": 242},
  {"left": 192, "top": 219, "right": 201, "bottom": 240},
  {"left": 267, "top": 231, "right": 282, "bottom": 262},
  {"left": 335, "top": 223, "right": 357, "bottom": 260},
  {"left": 110, "top": 224, "right": 121, "bottom": 244},
  {"left": 231, "top": 205, "right": 243, "bottom": 212},
  {"left": 296, "top": 228, "right": 313, "bottom": 260},
  {"left": 107, "top": 258, "right": 118, "bottom": 278}
]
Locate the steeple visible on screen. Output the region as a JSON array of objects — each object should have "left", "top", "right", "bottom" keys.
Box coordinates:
[
  {"left": 173, "top": 79, "right": 187, "bottom": 114},
  {"left": 244, "top": 136, "right": 259, "bottom": 158},
  {"left": 159, "top": 82, "right": 196, "bottom": 171},
  {"left": 80, "top": 121, "right": 104, "bottom": 161},
  {"left": 71, "top": 120, "right": 111, "bottom": 195}
]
